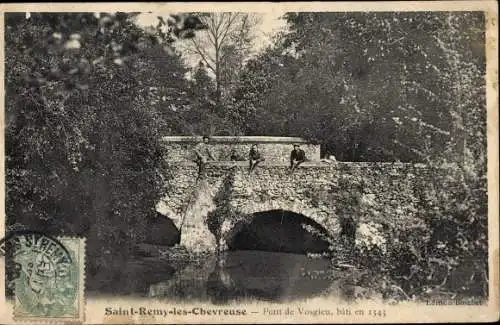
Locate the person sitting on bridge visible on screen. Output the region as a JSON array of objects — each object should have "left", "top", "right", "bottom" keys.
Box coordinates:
[
  {"left": 194, "top": 135, "right": 215, "bottom": 179},
  {"left": 248, "top": 144, "right": 265, "bottom": 174},
  {"left": 290, "top": 144, "right": 306, "bottom": 172}
]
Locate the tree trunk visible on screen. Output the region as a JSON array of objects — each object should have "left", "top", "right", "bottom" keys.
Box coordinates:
[
  {"left": 215, "top": 68, "right": 221, "bottom": 105},
  {"left": 215, "top": 38, "right": 221, "bottom": 106}
]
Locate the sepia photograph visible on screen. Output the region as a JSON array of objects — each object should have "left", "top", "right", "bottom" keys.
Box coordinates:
[{"left": 0, "top": 2, "right": 498, "bottom": 324}]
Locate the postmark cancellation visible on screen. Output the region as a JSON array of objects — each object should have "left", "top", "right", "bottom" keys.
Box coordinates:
[{"left": 1, "top": 233, "right": 86, "bottom": 323}]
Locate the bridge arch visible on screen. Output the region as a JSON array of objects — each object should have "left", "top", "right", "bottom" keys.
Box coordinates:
[
  {"left": 222, "top": 208, "right": 334, "bottom": 254},
  {"left": 238, "top": 201, "right": 327, "bottom": 224},
  {"left": 234, "top": 201, "right": 341, "bottom": 236}
]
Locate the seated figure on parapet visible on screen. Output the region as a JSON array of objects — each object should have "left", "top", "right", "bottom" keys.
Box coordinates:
[
  {"left": 193, "top": 135, "right": 215, "bottom": 179},
  {"left": 248, "top": 144, "right": 265, "bottom": 174},
  {"left": 290, "top": 144, "right": 306, "bottom": 172}
]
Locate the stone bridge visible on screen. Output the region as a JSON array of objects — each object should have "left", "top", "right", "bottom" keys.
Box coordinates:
[{"left": 156, "top": 136, "right": 437, "bottom": 252}]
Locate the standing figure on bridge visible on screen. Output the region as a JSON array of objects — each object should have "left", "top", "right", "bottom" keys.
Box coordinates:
[
  {"left": 290, "top": 144, "right": 306, "bottom": 172},
  {"left": 248, "top": 144, "right": 265, "bottom": 174},
  {"left": 193, "top": 135, "right": 215, "bottom": 180}
]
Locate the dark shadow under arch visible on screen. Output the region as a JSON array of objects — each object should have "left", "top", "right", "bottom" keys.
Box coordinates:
[
  {"left": 143, "top": 212, "right": 181, "bottom": 246},
  {"left": 227, "top": 209, "right": 332, "bottom": 254}
]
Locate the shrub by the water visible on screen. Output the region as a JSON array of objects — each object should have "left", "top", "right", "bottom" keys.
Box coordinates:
[{"left": 329, "top": 160, "right": 487, "bottom": 302}]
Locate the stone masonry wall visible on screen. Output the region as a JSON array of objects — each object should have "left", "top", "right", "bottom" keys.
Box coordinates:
[
  {"left": 157, "top": 161, "right": 439, "bottom": 251},
  {"left": 232, "top": 163, "right": 432, "bottom": 231}
]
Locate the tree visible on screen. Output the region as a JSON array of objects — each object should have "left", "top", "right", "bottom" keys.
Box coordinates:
[
  {"left": 232, "top": 12, "right": 485, "bottom": 163},
  {"left": 416, "top": 12, "right": 487, "bottom": 297},
  {"left": 181, "top": 12, "right": 262, "bottom": 105},
  {"left": 5, "top": 12, "right": 201, "bottom": 269}
]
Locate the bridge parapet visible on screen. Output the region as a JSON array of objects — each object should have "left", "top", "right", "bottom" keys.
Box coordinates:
[{"left": 161, "top": 136, "right": 321, "bottom": 163}]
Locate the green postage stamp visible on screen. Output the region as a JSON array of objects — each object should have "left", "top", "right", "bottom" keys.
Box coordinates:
[{"left": 1, "top": 232, "right": 86, "bottom": 323}]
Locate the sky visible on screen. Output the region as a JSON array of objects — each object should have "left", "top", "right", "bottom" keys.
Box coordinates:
[{"left": 134, "top": 12, "right": 288, "bottom": 68}]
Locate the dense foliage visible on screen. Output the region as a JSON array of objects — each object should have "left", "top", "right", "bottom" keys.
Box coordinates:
[
  {"left": 231, "top": 12, "right": 485, "bottom": 162},
  {"left": 5, "top": 12, "right": 202, "bottom": 269}
]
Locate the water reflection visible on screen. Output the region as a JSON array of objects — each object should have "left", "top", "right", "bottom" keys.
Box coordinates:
[{"left": 148, "top": 250, "right": 335, "bottom": 303}]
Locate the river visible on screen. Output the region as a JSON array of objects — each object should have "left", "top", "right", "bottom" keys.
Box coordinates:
[{"left": 87, "top": 250, "right": 355, "bottom": 303}]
